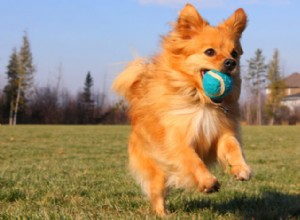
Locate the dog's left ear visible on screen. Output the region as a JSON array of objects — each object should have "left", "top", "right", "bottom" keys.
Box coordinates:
[{"left": 221, "top": 8, "right": 247, "bottom": 39}]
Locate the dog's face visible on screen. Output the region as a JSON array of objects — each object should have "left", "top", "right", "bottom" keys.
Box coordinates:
[{"left": 163, "top": 4, "right": 247, "bottom": 80}]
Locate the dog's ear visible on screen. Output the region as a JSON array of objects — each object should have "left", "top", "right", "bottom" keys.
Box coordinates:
[
  {"left": 176, "top": 4, "right": 208, "bottom": 39},
  {"left": 221, "top": 8, "right": 247, "bottom": 39}
]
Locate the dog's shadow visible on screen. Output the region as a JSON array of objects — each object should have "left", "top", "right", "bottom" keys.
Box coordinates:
[{"left": 171, "top": 190, "right": 300, "bottom": 219}]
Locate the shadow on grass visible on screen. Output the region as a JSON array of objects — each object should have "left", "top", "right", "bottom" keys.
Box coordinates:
[{"left": 181, "top": 190, "right": 300, "bottom": 219}]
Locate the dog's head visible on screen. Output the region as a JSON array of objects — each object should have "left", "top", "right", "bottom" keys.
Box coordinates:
[{"left": 163, "top": 4, "right": 247, "bottom": 86}]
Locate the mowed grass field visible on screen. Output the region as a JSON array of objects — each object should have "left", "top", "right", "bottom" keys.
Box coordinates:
[{"left": 0, "top": 125, "right": 299, "bottom": 219}]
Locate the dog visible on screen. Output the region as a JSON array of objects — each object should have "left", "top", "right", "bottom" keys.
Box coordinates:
[{"left": 113, "top": 4, "right": 251, "bottom": 216}]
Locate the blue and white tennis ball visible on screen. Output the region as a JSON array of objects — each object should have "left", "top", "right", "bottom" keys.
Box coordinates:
[{"left": 202, "top": 70, "right": 233, "bottom": 101}]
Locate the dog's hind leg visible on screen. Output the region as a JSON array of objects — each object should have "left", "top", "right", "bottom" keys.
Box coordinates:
[
  {"left": 128, "top": 137, "right": 166, "bottom": 217},
  {"left": 148, "top": 166, "right": 166, "bottom": 217}
]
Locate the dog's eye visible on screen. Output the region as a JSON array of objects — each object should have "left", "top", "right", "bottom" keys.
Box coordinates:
[
  {"left": 231, "top": 50, "right": 238, "bottom": 59},
  {"left": 204, "top": 48, "right": 216, "bottom": 57}
]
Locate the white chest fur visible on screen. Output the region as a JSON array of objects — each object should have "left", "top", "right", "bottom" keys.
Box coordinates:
[{"left": 168, "top": 104, "right": 220, "bottom": 148}]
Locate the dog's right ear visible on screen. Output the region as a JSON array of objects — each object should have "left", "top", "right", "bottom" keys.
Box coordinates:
[{"left": 176, "top": 4, "right": 208, "bottom": 39}]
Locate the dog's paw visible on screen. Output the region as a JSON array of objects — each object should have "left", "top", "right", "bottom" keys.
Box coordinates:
[
  {"left": 154, "top": 207, "right": 166, "bottom": 218},
  {"left": 231, "top": 164, "right": 251, "bottom": 181},
  {"left": 151, "top": 197, "right": 167, "bottom": 217},
  {"left": 198, "top": 175, "right": 220, "bottom": 193}
]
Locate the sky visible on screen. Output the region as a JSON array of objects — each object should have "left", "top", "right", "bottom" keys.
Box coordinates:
[{"left": 0, "top": 0, "right": 299, "bottom": 102}]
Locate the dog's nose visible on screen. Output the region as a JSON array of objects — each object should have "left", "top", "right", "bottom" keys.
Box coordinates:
[{"left": 223, "top": 59, "right": 236, "bottom": 72}]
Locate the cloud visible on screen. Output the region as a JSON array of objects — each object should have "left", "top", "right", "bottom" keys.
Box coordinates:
[{"left": 137, "top": 0, "right": 290, "bottom": 8}]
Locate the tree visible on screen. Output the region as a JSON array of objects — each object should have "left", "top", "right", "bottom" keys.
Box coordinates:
[
  {"left": 4, "top": 33, "right": 35, "bottom": 125},
  {"left": 83, "top": 71, "right": 93, "bottom": 104},
  {"left": 29, "top": 86, "right": 60, "bottom": 124},
  {"left": 245, "top": 49, "right": 268, "bottom": 125},
  {"left": 4, "top": 49, "right": 20, "bottom": 125},
  {"left": 0, "top": 90, "right": 4, "bottom": 123},
  {"left": 81, "top": 71, "right": 94, "bottom": 123},
  {"left": 266, "top": 49, "right": 285, "bottom": 124},
  {"left": 19, "top": 33, "right": 35, "bottom": 90}
]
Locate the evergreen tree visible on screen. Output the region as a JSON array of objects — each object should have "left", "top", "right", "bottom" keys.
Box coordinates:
[
  {"left": 4, "top": 33, "right": 35, "bottom": 125},
  {"left": 82, "top": 71, "right": 94, "bottom": 123},
  {"left": 18, "top": 32, "right": 35, "bottom": 99},
  {"left": 4, "top": 49, "right": 20, "bottom": 125},
  {"left": 83, "top": 71, "right": 93, "bottom": 104},
  {"left": 266, "top": 49, "right": 285, "bottom": 124},
  {"left": 5, "top": 49, "right": 20, "bottom": 97},
  {"left": 245, "top": 49, "right": 268, "bottom": 125}
]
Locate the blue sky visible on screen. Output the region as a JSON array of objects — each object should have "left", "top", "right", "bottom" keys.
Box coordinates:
[{"left": 0, "top": 0, "right": 299, "bottom": 101}]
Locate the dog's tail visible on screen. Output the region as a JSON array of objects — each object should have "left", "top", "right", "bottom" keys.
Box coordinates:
[{"left": 112, "top": 58, "right": 145, "bottom": 101}]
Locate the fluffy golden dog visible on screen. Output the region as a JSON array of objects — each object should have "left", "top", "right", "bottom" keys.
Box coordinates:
[{"left": 113, "top": 4, "right": 251, "bottom": 216}]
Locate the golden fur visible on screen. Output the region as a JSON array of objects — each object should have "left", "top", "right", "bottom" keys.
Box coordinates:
[{"left": 113, "top": 4, "right": 251, "bottom": 216}]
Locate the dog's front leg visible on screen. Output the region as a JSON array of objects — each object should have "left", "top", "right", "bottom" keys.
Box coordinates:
[
  {"left": 217, "top": 134, "right": 252, "bottom": 180},
  {"left": 178, "top": 146, "right": 220, "bottom": 192}
]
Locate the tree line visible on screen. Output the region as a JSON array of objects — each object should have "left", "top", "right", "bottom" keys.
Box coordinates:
[
  {"left": 241, "top": 48, "right": 294, "bottom": 125},
  {"left": 0, "top": 33, "right": 127, "bottom": 125},
  {"left": 0, "top": 34, "right": 296, "bottom": 125}
]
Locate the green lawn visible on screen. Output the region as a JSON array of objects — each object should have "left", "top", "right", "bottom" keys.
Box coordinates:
[{"left": 0, "top": 125, "right": 299, "bottom": 219}]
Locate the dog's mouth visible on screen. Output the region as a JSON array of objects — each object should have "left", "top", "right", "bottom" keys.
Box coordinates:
[{"left": 200, "top": 69, "right": 210, "bottom": 78}]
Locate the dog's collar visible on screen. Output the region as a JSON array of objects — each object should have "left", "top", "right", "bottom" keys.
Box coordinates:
[
  {"left": 216, "top": 104, "right": 229, "bottom": 114},
  {"left": 209, "top": 98, "right": 229, "bottom": 114}
]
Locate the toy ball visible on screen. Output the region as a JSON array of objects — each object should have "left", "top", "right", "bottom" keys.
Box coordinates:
[{"left": 202, "top": 70, "right": 233, "bottom": 101}]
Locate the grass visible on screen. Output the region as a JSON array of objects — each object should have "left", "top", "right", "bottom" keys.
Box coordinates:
[{"left": 0, "top": 125, "right": 299, "bottom": 219}]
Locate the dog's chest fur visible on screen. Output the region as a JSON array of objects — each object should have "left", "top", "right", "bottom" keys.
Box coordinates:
[
  {"left": 194, "top": 105, "right": 220, "bottom": 144},
  {"left": 168, "top": 102, "right": 221, "bottom": 148}
]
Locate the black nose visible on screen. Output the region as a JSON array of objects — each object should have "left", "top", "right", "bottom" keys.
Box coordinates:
[{"left": 223, "top": 59, "right": 236, "bottom": 71}]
